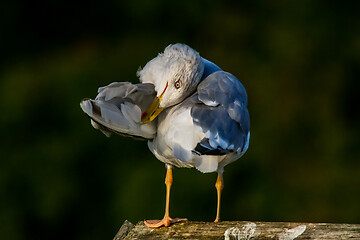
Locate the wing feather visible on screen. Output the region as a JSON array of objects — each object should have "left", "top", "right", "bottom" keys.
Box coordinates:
[{"left": 80, "top": 82, "right": 157, "bottom": 139}]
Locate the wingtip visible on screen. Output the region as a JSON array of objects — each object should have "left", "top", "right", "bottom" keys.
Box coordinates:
[{"left": 80, "top": 98, "right": 92, "bottom": 115}]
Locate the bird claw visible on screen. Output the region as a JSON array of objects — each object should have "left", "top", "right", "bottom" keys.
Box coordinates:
[{"left": 144, "top": 217, "right": 187, "bottom": 228}]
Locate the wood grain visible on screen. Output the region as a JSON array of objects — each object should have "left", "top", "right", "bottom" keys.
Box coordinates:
[{"left": 114, "top": 220, "right": 360, "bottom": 240}]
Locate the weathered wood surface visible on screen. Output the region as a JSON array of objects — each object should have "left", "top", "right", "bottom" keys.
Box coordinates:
[{"left": 114, "top": 220, "right": 360, "bottom": 240}]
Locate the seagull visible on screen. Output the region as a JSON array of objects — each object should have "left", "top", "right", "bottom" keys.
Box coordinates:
[{"left": 80, "top": 43, "right": 250, "bottom": 228}]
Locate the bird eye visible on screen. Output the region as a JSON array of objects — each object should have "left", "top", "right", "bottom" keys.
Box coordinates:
[{"left": 174, "top": 80, "right": 181, "bottom": 89}]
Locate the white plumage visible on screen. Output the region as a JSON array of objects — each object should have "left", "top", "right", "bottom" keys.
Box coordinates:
[{"left": 80, "top": 43, "right": 250, "bottom": 227}]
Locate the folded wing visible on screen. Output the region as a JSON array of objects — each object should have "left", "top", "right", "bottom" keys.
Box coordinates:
[{"left": 190, "top": 71, "right": 250, "bottom": 170}]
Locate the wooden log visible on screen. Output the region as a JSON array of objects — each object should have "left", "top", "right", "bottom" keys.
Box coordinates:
[
  {"left": 114, "top": 220, "right": 360, "bottom": 240},
  {"left": 113, "top": 220, "right": 135, "bottom": 240}
]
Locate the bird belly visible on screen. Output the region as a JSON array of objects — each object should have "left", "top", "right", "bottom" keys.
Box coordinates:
[
  {"left": 148, "top": 105, "right": 201, "bottom": 168},
  {"left": 148, "top": 140, "right": 194, "bottom": 168}
]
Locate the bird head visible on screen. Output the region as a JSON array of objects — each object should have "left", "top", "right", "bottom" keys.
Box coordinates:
[{"left": 139, "top": 44, "right": 204, "bottom": 124}]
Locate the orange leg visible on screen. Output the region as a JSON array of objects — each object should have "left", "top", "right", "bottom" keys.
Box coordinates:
[
  {"left": 214, "top": 171, "right": 224, "bottom": 223},
  {"left": 144, "top": 166, "right": 187, "bottom": 228}
]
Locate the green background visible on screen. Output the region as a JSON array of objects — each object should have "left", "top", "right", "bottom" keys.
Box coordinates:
[{"left": 1, "top": 0, "right": 359, "bottom": 239}]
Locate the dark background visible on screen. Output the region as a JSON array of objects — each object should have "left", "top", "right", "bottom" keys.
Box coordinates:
[{"left": 1, "top": 0, "right": 359, "bottom": 239}]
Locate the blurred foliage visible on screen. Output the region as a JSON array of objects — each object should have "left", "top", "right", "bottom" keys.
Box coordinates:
[{"left": 1, "top": 0, "right": 360, "bottom": 239}]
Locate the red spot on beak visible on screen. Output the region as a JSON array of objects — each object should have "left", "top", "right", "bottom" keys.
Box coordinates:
[
  {"left": 141, "top": 82, "right": 168, "bottom": 123},
  {"left": 141, "top": 112, "right": 147, "bottom": 120}
]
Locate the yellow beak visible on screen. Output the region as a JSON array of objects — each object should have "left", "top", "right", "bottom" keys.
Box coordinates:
[{"left": 141, "top": 82, "right": 168, "bottom": 124}]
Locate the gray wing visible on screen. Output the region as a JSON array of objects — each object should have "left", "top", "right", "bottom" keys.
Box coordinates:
[
  {"left": 191, "top": 71, "right": 250, "bottom": 156},
  {"left": 80, "top": 82, "right": 157, "bottom": 140}
]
